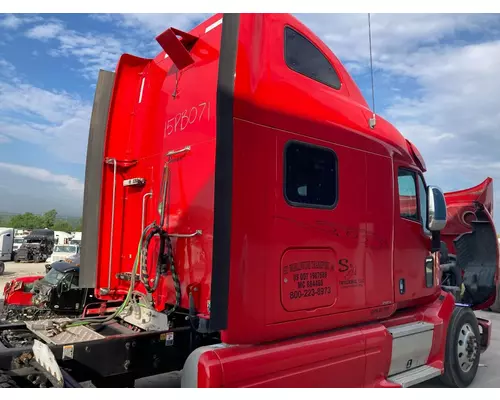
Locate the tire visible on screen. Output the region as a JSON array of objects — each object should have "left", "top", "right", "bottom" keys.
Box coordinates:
[
  {"left": 14, "top": 254, "right": 20, "bottom": 263},
  {"left": 440, "top": 307, "right": 481, "bottom": 387},
  {"left": 0, "top": 262, "right": 4, "bottom": 276},
  {"left": 0, "top": 373, "right": 19, "bottom": 388}
]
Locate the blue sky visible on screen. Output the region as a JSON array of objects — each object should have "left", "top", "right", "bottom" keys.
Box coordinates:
[{"left": 1, "top": 13, "right": 500, "bottom": 226}]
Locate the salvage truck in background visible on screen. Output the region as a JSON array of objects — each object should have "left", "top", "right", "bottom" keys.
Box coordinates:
[
  {"left": 0, "top": 13, "right": 498, "bottom": 388},
  {"left": 14, "top": 229, "right": 55, "bottom": 263}
]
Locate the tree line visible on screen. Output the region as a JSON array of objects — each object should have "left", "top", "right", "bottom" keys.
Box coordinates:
[{"left": 0, "top": 210, "right": 82, "bottom": 232}]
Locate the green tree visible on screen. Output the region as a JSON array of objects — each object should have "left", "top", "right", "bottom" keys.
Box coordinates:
[
  {"left": 8, "top": 213, "right": 44, "bottom": 229},
  {"left": 0, "top": 216, "right": 10, "bottom": 227},
  {"left": 74, "top": 217, "right": 83, "bottom": 232},
  {"left": 41, "top": 209, "right": 58, "bottom": 229},
  {"left": 53, "top": 220, "right": 73, "bottom": 232}
]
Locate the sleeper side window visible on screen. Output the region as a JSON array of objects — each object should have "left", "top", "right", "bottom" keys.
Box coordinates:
[
  {"left": 284, "top": 141, "right": 337, "bottom": 209},
  {"left": 284, "top": 26, "right": 341, "bottom": 90},
  {"left": 398, "top": 169, "right": 419, "bottom": 221}
]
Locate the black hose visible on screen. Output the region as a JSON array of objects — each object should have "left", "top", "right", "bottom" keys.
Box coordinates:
[
  {"left": 140, "top": 225, "right": 166, "bottom": 293},
  {"left": 140, "top": 223, "right": 181, "bottom": 315},
  {"left": 164, "top": 233, "right": 181, "bottom": 316}
]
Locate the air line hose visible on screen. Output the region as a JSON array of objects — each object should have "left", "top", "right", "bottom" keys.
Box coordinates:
[
  {"left": 140, "top": 226, "right": 165, "bottom": 293},
  {"left": 63, "top": 221, "right": 182, "bottom": 328},
  {"left": 63, "top": 222, "right": 154, "bottom": 328},
  {"left": 140, "top": 223, "right": 181, "bottom": 315}
]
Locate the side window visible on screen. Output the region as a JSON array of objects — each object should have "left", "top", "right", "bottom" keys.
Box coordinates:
[
  {"left": 284, "top": 141, "right": 337, "bottom": 208},
  {"left": 284, "top": 26, "right": 341, "bottom": 90},
  {"left": 398, "top": 169, "right": 418, "bottom": 220},
  {"left": 417, "top": 174, "right": 430, "bottom": 234},
  {"left": 71, "top": 273, "right": 79, "bottom": 289}
]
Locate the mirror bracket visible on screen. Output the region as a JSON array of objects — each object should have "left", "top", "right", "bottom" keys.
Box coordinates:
[{"left": 431, "top": 231, "right": 441, "bottom": 253}]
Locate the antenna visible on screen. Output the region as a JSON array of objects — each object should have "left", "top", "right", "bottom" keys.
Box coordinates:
[{"left": 368, "top": 13, "right": 376, "bottom": 129}]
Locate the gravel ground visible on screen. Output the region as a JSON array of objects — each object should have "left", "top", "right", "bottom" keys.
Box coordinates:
[{"left": 1, "top": 262, "right": 498, "bottom": 388}]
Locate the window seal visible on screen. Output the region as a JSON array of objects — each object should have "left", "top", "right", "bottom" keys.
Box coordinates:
[{"left": 283, "top": 140, "right": 338, "bottom": 210}]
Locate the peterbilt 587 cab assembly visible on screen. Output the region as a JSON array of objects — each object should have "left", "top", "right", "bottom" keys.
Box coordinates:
[{"left": 0, "top": 13, "right": 497, "bottom": 389}]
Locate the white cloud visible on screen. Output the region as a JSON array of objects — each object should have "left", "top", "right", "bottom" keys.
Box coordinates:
[
  {"left": 295, "top": 13, "right": 500, "bottom": 70},
  {"left": 0, "top": 58, "right": 15, "bottom": 77},
  {"left": 25, "top": 26, "right": 133, "bottom": 79},
  {"left": 0, "top": 163, "right": 83, "bottom": 215},
  {"left": 0, "top": 162, "right": 83, "bottom": 194},
  {"left": 22, "top": 13, "right": 209, "bottom": 80},
  {"left": 21, "top": 13, "right": 210, "bottom": 80},
  {"left": 385, "top": 40, "right": 500, "bottom": 160},
  {"left": 90, "top": 13, "right": 210, "bottom": 35},
  {"left": 0, "top": 14, "right": 24, "bottom": 29},
  {"left": 117, "top": 13, "right": 212, "bottom": 35},
  {"left": 0, "top": 80, "right": 92, "bottom": 164},
  {"left": 0, "top": 14, "right": 42, "bottom": 30},
  {"left": 25, "top": 22, "right": 64, "bottom": 40}
]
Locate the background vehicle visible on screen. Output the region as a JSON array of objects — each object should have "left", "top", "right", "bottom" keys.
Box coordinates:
[
  {"left": 54, "top": 231, "right": 72, "bottom": 246},
  {"left": 0, "top": 228, "right": 14, "bottom": 262},
  {"left": 0, "top": 13, "right": 497, "bottom": 389},
  {"left": 69, "top": 232, "right": 82, "bottom": 246},
  {"left": 12, "top": 236, "right": 26, "bottom": 254},
  {"left": 45, "top": 244, "right": 80, "bottom": 268},
  {"left": 14, "top": 229, "right": 55, "bottom": 263},
  {"left": 1, "top": 254, "right": 110, "bottom": 323}
]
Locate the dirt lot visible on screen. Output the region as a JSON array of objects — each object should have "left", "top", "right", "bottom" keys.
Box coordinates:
[{"left": 1, "top": 262, "right": 499, "bottom": 387}]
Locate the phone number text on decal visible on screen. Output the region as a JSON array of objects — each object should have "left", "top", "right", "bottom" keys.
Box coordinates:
[{"left": 289, "top": 287, "right": 332, "bottom": 300}]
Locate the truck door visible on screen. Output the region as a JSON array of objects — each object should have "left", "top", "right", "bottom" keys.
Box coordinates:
[{"left": 393, "top": 167, "right": 437, "bottom": 306}]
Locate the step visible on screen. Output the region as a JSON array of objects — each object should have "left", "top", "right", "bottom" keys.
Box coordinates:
[
  {"left": 388, "top": 365, "right": 441, "bottom": 387},
  {"left": 25, "top": 318, "right": 104, "bottom": 345},
  {"left": 386, "top": 321, "right": 435, "bottom": 376},
  {"left": 387, "top": 321, "right": 434, "bottom": 338}
]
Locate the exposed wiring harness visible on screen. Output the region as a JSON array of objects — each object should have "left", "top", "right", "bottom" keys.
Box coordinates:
[
  {"left": 61, "top": 224, "right": 152, "bottom": 329},
  {"left": 60, "top": 220, "right": 181, "bottom": 329}
]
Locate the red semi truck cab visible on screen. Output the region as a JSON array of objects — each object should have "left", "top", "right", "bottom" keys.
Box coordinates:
[{"left": 73, "top": 13, "right": 499, "bottom": 387}]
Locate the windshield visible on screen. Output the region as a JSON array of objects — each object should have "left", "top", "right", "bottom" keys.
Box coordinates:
[
  {"left": 54, "top": 245, "right": 77, "bottom": 253},
  {"left": 41, "top": 269, "right": 66, "bottom": 286}
]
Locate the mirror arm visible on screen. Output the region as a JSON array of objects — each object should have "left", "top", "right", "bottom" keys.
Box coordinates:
[{"left": 431, "top": 231, "right": 441, "bottom": 253}]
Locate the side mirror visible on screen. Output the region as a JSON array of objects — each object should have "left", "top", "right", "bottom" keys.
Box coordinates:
[
  {"left": 58, "top": 276, "right": 71, "bottom": 294},
  {"left": 427, "top": 186, "right": 447, "bottom": 232}
]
